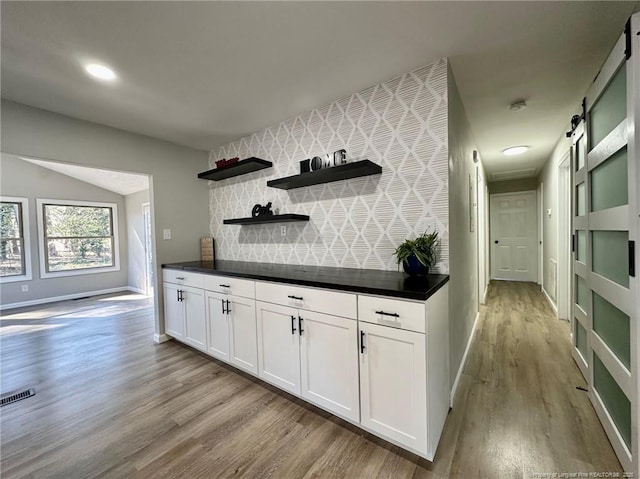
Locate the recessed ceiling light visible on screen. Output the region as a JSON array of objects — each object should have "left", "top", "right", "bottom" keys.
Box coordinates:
[
  {"left": 502, "top": 146, "right": 529, "bottom": 156},
  {"left": 85, "top": 63, "right": 117, "bottom": 81}
]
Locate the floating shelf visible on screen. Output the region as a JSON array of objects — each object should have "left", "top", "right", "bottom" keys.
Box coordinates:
[
  {"left": 223, "top": 214, "right": 310, "bottom": 225},
  {"left": 198, "top": 157, "right": 272, "bottom": 181},
  {"left": 267, "top": 159, "right": 382, "bottom": 190}
]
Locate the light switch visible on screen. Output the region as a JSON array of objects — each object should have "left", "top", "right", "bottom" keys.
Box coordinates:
[{"left": 163, "top": 229, "right": 172, "bottom": 240}]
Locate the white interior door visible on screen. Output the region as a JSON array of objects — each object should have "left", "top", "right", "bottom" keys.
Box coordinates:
[
  {"left": 570, "top": 19, "right": 638, "bottom": 473},
  {"left": 490, "top": 191, "right": 538, "bottom": 281}
]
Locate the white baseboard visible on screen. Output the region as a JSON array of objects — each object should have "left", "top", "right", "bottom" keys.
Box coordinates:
[
  {"left": 542, "top": 287, "right": 558, "bottom": 315},
  {"left": 153, "top": 333, "right": 170, "bottom": 344},
  {"left": 0, "top": 287, "right": 130, "bottom": 311},
  {"left": 127, "top": 286, "right": 147, "bottom": 295},
  {"left": 450, "top": 311, "right": 480, "bottom": 407}
]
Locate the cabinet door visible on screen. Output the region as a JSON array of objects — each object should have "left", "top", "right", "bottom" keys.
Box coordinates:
[
  {"left": 228, "top": 295, "right": 258, "bottom": 375},
  {"left": 206, "top": 291, "right": 229, "bottom": 362},
  {"left": 300, "top": 311, "right": 359, "bottom": 422},
  {"left": 256, "top": 301, "right": 301, "bottom": 395},
  {"left": 359, "top": 322, "right": 427, "bottom": 454},
  {"left": 183, "top": 286, "right": 206, "bottom": 352},
  {"left": 163, "top": 282, "right": 184, "bottom": 340}
]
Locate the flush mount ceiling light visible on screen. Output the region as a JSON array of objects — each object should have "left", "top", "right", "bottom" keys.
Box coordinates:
[
  {"left": 502, "top": 146, "right": 529, "bottom": 156},
  {"left": 85, "top": 63, "right": 117, "bottom": 81},
  {"left": 509, "top": 100, "right": 528, "bottom": 112}
]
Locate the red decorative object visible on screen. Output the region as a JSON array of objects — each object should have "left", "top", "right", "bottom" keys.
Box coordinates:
[{"left": 215, "top": 157, "right": 240, "bottom": 169}]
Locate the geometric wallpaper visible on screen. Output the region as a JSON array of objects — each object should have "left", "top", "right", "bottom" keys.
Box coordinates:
[{"left": 209, "top": 58, "right": 449, "bottom": 273}]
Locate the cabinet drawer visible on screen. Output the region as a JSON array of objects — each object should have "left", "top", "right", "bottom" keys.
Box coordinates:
[
  {"left": 203, "top": 274, "right": 255, "bottom": 299},
  {"left": 162, "top": 269, "right": 204, "bottom": 289},
  {"left": 255, "top": 281, "right": 356, "bottom": 319},
  {"left": 358, "top": 295, "right": 425, "bottom": 333}
]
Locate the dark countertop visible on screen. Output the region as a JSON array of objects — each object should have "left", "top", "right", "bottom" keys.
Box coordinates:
[{"left": 162, "top": 260, "right": 449, "bottom": 301}]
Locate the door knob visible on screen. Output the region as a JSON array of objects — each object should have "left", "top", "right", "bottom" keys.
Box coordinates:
[{"left": 494, "top": 240, "right": 499, "bottom": 244}]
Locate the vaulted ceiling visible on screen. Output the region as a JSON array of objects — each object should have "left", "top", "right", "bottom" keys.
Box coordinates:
[{"left": 2, "top": 1, "right": 637, "bottom": 178}]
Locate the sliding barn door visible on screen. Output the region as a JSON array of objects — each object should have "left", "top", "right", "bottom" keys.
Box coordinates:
[{"left": 571, "top": 15, "right": 639, "bottom": 474}]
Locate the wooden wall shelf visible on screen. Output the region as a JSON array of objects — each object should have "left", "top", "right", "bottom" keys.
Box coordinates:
[
  {"left": 266, "top": 160, "right": 382, "bottom": 190},
  {"left": 198, "top": 157, "right": 272, "bottom": 181},
  {"left": 223, "top": 214, "right": 310, "bottom": 225}
]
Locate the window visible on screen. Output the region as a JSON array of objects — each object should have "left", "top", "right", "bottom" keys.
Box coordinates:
[
  {"left": 0, "top": 196, "right": 31, "bottom": 282},
  {"left": 37, "top": 199, "right": 119, "bottom": 278}
]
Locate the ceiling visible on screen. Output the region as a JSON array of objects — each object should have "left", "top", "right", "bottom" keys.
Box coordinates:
[
  {"left": 1, "top": 2, "right": 637, "bottom": 179},
  {"left": 16, "top": 155, "right": 149, "bottom": 196}
]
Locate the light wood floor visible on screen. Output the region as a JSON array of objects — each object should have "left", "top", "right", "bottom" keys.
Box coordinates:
[{"left": 0, "top": 283, "right": 622, "bottom": 478}]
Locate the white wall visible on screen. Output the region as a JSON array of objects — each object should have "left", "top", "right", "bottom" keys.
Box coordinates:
[
  {"left": 537, "top": 132, "right": 571, "bottom": 310},
  {"left": 125, "top": 189, "right": 150, "bottom": 294},
  {"left": 447, "top": 65, "right": 481, "bottom": 393},
  {"left": 209, "top": 60, "right": 450, "bottom": 273},
  {"left": 1, "top": 100, "right": 210, "bottom": 337},
  {"left": 0, "top": 155, "right": 128, "bottom": 306},
  {"left": 488, "top": 177, "right": 538, "bottom": 195}
]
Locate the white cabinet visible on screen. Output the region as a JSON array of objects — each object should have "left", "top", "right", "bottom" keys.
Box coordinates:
[
  {"left": 162, "top": 266, "right": 449, "bottom": 461},
  {"left": 256, "top": 301, "right": 301, "bottom": 394},
  {"left": 359, "top": 321, "right": 427, "bottom": 453},
  {"left": 163, "top": 282, "right": 184, "bottom": 340},
  {"left": 182, "top": 286, "right": 206, "bottom": 352},
  {"left": 163, "top": 276, "right": 206, "bottom": 352},
  {"left": 300, "top": 310, "right": 359, "bottom": 422},
  {"left": 256, "top": 299, "right": 359, "bottom": 422},
  {"left": 358, "top": 283, "right": 449, "bottom": 460},
  {"left": 206, "top": 291, "right": 229, "bottom": 362},
  {"left": 227, "top": 294, "right": 258, "bottom": 375}
]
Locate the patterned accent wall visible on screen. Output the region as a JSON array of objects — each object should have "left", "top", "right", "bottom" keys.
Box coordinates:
[{"left": 209, "top": 58, "right": 449, "bottom": 273}]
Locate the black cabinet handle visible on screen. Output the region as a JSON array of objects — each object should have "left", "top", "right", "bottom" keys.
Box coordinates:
[
  {"left": 291, "top": 315, "right": 297, "bottom": 335},
  {"left": 375, "top": 310, "right": 399, "bottom": 318},
  {"left": 220, "top": 284, "right": 230, "bottom": 288},
  {"left": 176, "top": 276, "right": 185, "bottom": 280},
  {"left": 177, "top": 289, "right": 181, "bottom": 302},
  {"left": 221, "top": 298, "right": 226, "bottom": 314},
  {"left": 360, "top": 330, "right": 365, "bottom": 353},
  {"left": 298, "top": 316, "right": 304, "bottom": 335},
  {"left": 226, "top": 299, "right": 231, "bottom": 314},
  {"left": 288, "top": 295, "right": 303, "bottom": 301},
  {"left": 178, "top": 290, "right": 184, "bottom": 302}
]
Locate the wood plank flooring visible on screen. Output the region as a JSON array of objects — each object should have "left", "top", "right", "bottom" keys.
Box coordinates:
[{"left": 0, "top": 283, "right": 623, "bottom": 478}]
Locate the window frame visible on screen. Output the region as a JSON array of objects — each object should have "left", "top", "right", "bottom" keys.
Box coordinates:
[
  {"left": 36, "top": 198, "right": 120, "bottom": 278},
  {"left": 0, "top": 196, "right": 32, "bottom": 283}
]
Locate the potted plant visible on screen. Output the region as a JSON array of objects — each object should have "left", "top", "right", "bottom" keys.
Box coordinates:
[{"left": 393, "top": 231, "right": 439, "bottom": 276}]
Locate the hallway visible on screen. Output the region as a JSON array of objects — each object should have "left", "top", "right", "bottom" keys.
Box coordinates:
[
  {"left": 442, "top": 281, "right": 623, "bottom": 477},
  {"left": 0, "top": 284, "right": 624, "bottom": 478}
]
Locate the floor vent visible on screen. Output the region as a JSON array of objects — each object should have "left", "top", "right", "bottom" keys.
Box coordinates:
[{"left": 1, "top": 388, "right": 35, "bottom": 407}]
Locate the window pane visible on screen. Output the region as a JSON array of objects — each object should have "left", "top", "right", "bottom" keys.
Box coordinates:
[
  {"left": 47, "top": 238, "right": 113, "bottom": 271},
  {"left": 590, "top": 64, "right": 626, "bottom": 150},
  {"left": 575, "top": 137, "right": 584, "bottom": 171},
  {"left": 593, "top": 353, "right": 631, "bottom": 448},
  {"left": 593, "top": 292, "right": 630, "bottom": 369},
  {"left": 576, "top": 230, "right": 586, "bottom": 263},
  {"left": 575, "top": 320, "right": 588, "bottom": 361},
  {"left": 576, "top": 275, "right": 587, "bottom": 311},
  {"left": 45, "top": 205, "right": 112, "bottom": 238},
  {"left": 576, "top": 183, "right": 586, "bottom": 217},
  {"left": 591, "top": 147, "right": 628, "bottom": 212},
  {"left": 592, "top": 231, "right": 629, "bottom": 288},
  {"left": 0, "top": 239, "right": 24, "bottom": 276},
  {"left": 0, "top": 202, "right": 22, "bottom": 239}
]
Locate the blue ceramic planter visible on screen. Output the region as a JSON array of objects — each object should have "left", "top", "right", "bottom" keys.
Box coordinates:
[{"left": 402, "top": 254, "right": 429, "bottom": 276}]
